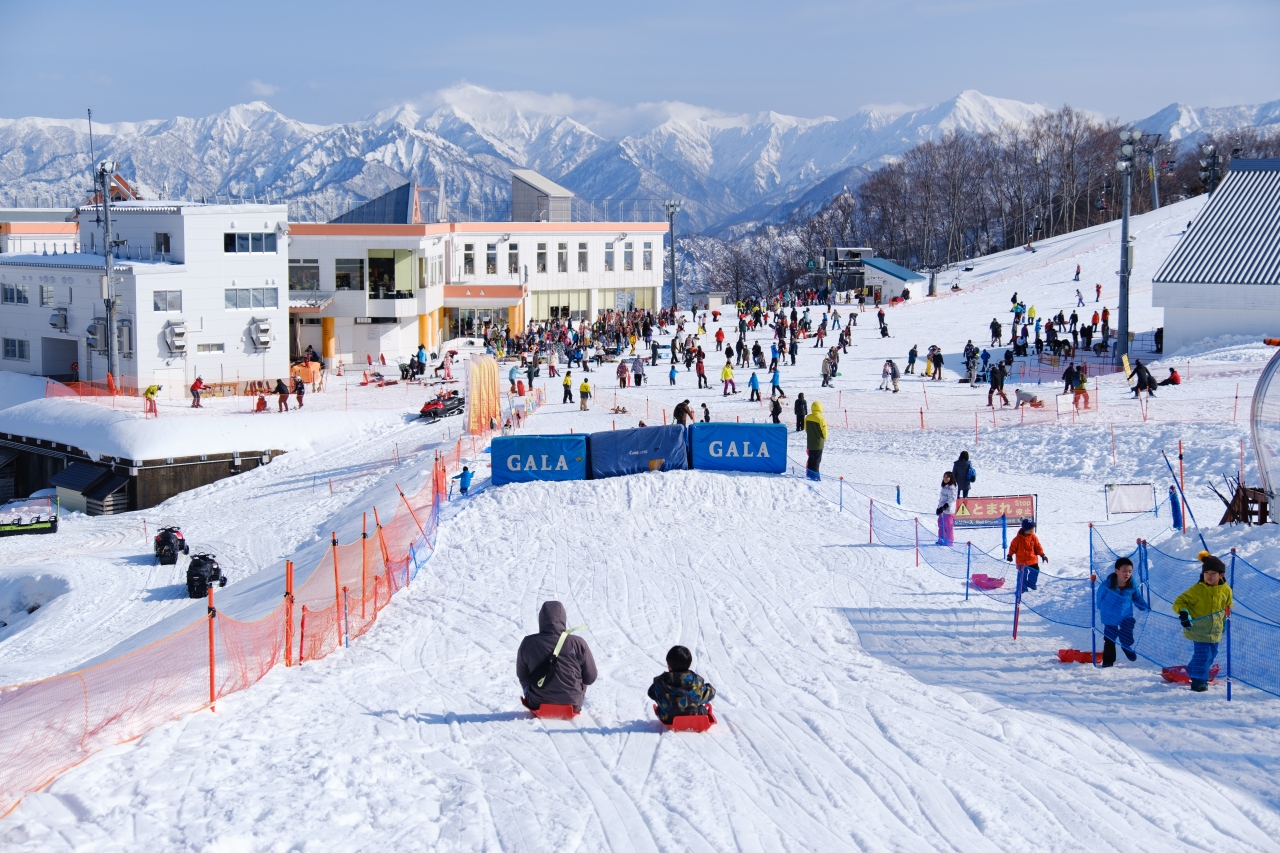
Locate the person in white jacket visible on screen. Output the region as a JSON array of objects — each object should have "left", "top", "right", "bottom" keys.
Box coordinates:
[{"left": 936, "top": 472, "right": 959, "bottom": 545}]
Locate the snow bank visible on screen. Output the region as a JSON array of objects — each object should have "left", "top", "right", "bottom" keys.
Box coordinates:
[
  {"left": 0, "top": 572, "right": 69, "bottom": 640},
  {"left": 0, "top": 372, "right": 54, "bottom": 412}
]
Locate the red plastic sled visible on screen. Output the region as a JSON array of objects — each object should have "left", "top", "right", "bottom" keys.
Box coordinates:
[
  {"left": 655, "top": 703, "right": 717, "bottom": 732},
  {"left": 1160, "top": 665, "right": 1220, "bottom": 684},
  {"left": 1057, "top": 649, "right": 1102, "bottom": 664},
  {"left": 970, "top": 573, "right": 1005, "bottom": 590},
  {"left": 522, "top": 698, "right": 579, "bottom": 719}
]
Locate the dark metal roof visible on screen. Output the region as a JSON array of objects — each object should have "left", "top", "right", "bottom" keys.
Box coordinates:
[
  {"left": 1153, "top": 159, "right": 1280, "bottom": 285},
  {"left": 0, "top": 449, "right": 15, "bottom": 468},
  {"left": 49, "top": 461, "right": 110, "bottom": 492},
  {"left": 83, "top": 472, "right": 129, "bottom": 501},
  {"left": 330, "top": 183, "right": 413, "bottom": 225}
]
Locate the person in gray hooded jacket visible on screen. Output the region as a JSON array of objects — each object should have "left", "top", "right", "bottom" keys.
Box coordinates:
[{"left": 517, "top": 600, "right": 598, "bottom": 711}]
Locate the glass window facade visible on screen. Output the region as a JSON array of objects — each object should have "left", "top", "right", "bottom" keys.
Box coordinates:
[
  {"left": 289, "top": 258, "right": 320, "bottom": 290},
  {"left": 558, "top": 242, "right": 568, "bottom": 273},
  {"left": 531, "top": 289, "right": 590, "bottom": 321},
  {"left": 335, "top": 258, "right": 364, "bottom": 290}
]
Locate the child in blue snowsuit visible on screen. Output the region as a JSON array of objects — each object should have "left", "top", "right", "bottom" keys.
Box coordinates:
[
  {"left": 648, "top": 645, "right": 715, "bottom": 724},
  {"left": 452, "top": 466, "right": 474, "bottom": 495},
  {"left": 669, "top": 365, "right": 678, "bottom": 386},
  {"left": 1095, "top": 557, "right": 1148, "bottom": 666}
]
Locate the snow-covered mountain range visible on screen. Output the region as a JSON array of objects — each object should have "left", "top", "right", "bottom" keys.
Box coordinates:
[{"left": 1, "top": 86, "right": 1276, "bottom": 233}]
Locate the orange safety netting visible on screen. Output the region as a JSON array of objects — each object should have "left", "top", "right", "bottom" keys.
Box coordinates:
[{"left": 0, "top": 457, "right": 450, "bottom": 818}]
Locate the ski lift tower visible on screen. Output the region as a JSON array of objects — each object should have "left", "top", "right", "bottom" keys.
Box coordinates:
[{"left": 823, "top": 247, "right": 872, "bottom": 299}]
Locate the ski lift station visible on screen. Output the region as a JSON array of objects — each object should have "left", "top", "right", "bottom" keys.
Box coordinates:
[{"left": 1153, "top": 159, "right": 1280, "bottom": 354}]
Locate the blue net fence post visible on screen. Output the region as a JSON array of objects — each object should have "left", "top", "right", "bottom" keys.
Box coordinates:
[
  {"left": 839, "top": 476, "right": 843, "bottom": 512},
  {"left": 1228, "top": 549, "right": 1236, "bottom": 701},
  {"left": 1013, "top": 566, "right": 1024, "bottom": 639},
  {"left": 869, "top": 498, "right": 873, "bottom": 544},
  {"left": 965, "top": 542, "right": 971, "bottom": 601},
  {"left": 1090, "top": 569, "right": 1098, "bottom": 666},
  {"left": 896, "top": 485, "right": 901, "bottom": 505},
  {"left": 342, "top": 587, "right": 351, "bottom": 649},
  {"left": 1001, "top": 514, "right": 1008, "bottom": 553},
  {"left": 915, "top": 518, "right": 920, "bottom": 567}
]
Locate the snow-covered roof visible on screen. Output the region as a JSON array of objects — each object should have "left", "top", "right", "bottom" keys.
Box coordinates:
[
  {"left": 863, "top": 257, "right": 925, "bottom": 282},
  {"left": 0, "top": 397, "right": 387, "bottom": 462},
  {"left": 1154, "top": 159, "right": 1280, "bottom": 286},
  {"left": 0, "top": 251, "right": 182, "bottom": 273}
]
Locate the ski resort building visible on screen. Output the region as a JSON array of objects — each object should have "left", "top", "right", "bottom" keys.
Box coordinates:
[
  {"left": 861, "top": 257, "right": 925, "bottom": 303},
  {"left": 0, "top": 201, "right": 290, "bottom": 394},
  {"left": 1153, "top": 159, "right": 1280, "bottom": 354},
  {"left": 286, "top": 171, "right": 667, "bottom": 368}
]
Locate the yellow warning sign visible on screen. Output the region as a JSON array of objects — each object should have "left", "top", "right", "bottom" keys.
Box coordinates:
[{"left": 955, "top": 503, "right": 972, "bottom": 517}]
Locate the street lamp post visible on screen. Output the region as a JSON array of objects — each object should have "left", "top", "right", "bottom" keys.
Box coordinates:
[
  {"left": 664, "top": 199, "right": 682, "bottom": 308},
  {"left": 1199, "top": 145, "right": 1222, "bottom": 195},
  {"left": 96, "top": 161, "right": 120, "bottom": 386},
  {"left": 1116, "top": 131, "right": 1139, "bottom": 359}
]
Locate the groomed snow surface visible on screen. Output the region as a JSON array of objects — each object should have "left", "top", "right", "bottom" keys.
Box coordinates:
[{"left": 3, "top": 195, "right": 1280, "bottom": 851}]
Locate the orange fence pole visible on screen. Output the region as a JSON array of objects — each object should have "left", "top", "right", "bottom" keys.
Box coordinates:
[
  {"left": 207, "top": 584, "right": 217, "bottom": 711},
  {"left": 397, "top": 484, "right": 426, "bottom": 535},
  {"left": 142, "top": 518, "right": 148, "bottom": 546},
  {"left": 285, "top": 561, "right": 295, "bottom": 667},
  {"left": 361, "top": 513, "right": 368, "bottom": 620},
  {"left": 332, "top": 533, "right": 343, "bottom": 647},
  {"left": 299, "top": 605, "right": 308, "bottom": 663},
  {"left": 919, "top": 408, "right": 925, "bottom": 430}
]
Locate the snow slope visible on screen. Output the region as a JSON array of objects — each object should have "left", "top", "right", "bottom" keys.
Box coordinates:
[{"left": 4, "top": 196, "right": 1280, "bottom": 849}]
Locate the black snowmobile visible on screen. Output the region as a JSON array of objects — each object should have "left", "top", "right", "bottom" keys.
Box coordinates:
[
  {"left": 154, "top": 526, "right": 190, "bottom": 565},
  {"left": 186, "top": 553, "right": 228, "bottom": 598}
]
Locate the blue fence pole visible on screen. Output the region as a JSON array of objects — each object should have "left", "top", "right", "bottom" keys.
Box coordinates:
[
  {"left": 1013, "top": 566, "right": 1024, "bottom": 639},
  {"left": 1227, "top": 549, "right": 1235, "bottom": 701},
  {"left": 896, "top": 485, "right": 901, "bottom": 506},
  {"left": 965, "top": 541, "right": 971, "bottom": 601},
  {"left": 1090, "top": 569, "right": 1098, "bottom": 666},
  {"left": 1001, "top": 514, "right": 1008, "bottom": 553},
  {"left": 343, "top": 587, "right": 351, "bottom": 649},
  {"left": 839, "top": 476, "right": 843, "bottom": 512}
]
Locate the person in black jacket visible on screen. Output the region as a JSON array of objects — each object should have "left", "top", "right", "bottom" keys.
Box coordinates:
[
  {"left": 1062, "top": 362, "right": 1079, "bottom": 394},
  {"left": 951, "top": 451, "right": 973, "bottom": 499},
  {"left": 794, "top": 393, "right": 808, "bottom": 432},
  {"left": 517, "top": 601, "right": 597, "bottom": 712},
  {"left": 274, "top": 378, "right": 290, "bottom": 412},
  {"left": 769, "top": 394, "right": 783, "bottom": 424}
]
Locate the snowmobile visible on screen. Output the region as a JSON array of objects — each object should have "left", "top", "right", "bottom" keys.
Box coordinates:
[
  {"left": 419, "top": 390, "right": 465, "bottom": 421},
  {"left": 186, "top": 553, "right": 227, "bottom": 598},
  {"left": 154, "top": 525, "right": 190, "bottom": 565}
]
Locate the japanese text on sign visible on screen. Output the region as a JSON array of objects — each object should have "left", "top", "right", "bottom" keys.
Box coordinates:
[{"left": 954, "top": 495, "right": 1036, "bottom": 524}]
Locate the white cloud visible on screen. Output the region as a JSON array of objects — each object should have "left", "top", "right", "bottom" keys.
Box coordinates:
[{"left": 248, "top": 80, "right": 279, "bottom": 97}]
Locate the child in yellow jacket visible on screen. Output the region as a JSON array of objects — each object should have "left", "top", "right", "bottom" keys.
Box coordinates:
[{"left": 1174, "top": 552, "right": 1233, "bottom": 692}]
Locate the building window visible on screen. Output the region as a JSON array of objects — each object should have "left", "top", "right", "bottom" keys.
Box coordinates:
[
  {"left": 643, "top": 241, "right": 653, "bottom": 271},
  {"left": 624, "top": 242, "right": 633, "bottom": 272},
  {"left": 196, "top": 343, "right": 225, "bottom": 353},
  {"left": 2, "top": 282, "right": 29, "bottom": 304},
  {"left": 463, "top": 243, "right": 475, "bottom": 275},
  {"left": 604, "top": 242, "right": 615, "bottom": 272},
  {"left": 508, "top": 243, "right": 520, "bottom": 275},
  {"left": 224, "top": 287, "right": 279, "bottom": 309},
  {"left": 155, "top": 232, "right": 171, "bottom": 254},
  {"left": 40, "top": 285, "right": 55, "bottom": 306},
  {"left": 531, "top": 289, "right": 590, "bottom": 322},
  {"left": 335, "top": 258, "right": 364, "bottom": 290},
  {"left": 557, "top": 242, "right": 568, "bottom": 273},
  {"left": 578, "top": 242, "right": 588, "bottom": 273},
  {"left": 536, "top": 243, "right": 547, "bottom": 274},
  {"left": 486, "top": 244, "right": 497, "bottom": 275},
  {"left": 289, "top": 258, "right": 320, "bottom": 291},
  {"left": 2, "top": 338, "right": 31, "bottom": 361},
  {"left": 597, "top": 287, "right": 655, "bottom": 313},
  {"left": 223, "top": 232, "right": 278, "bottom": 253},
  {"left": 153, "top": 290, "right": 183, "bottom": 312}
]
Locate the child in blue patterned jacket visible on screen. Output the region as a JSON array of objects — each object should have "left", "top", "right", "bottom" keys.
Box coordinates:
[{"left": 648, "top": 645, "right": 716, "bottom": 724}]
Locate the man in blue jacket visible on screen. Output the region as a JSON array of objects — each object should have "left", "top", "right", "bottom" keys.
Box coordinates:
[{"left": 1095, "top": 557, "right": 1148, "bottom": 666}]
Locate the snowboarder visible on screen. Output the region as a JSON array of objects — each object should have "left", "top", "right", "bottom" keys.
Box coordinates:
[
  {"left": 517, "top": 601, "right": 597, "bottom": 712},
  {"left": 648, "top": 645, "right": 716, "bottom": 724},
  {"left": 721, "top": 362, "right": 737, "bottom": 395},
  {"left": 804, "top": 401, "right": 827, "bottom": 481},
  {"left": 452, "top": 466, "right": 474, "bottom": 495},
  {"left": 1174, "top": 553, "right": 1233, "bottom": 692},
  {"left": 1007, "top": 518, "right": 1047, "bottom": 592},
  {"left": 906, "top": 345, "right": 918, "bottom": 375},
  {"left": 1096, "top": 557, "right": 1148, "bottom": 667},
  {"left": 1076, "top": 289, "right": 1084, "bottom": 307},
  {"left": 143, "top": 384, "right": 160, "bottom": 417},
  {"left": 987, "top": 363, "right": 1010, "bottom": 407},
  {"left": 1158, "top": 368, "right": 1181, "bottom": 386},
  {"left": 1074, "top": 264, "right": 1081, "bottom": 282}
]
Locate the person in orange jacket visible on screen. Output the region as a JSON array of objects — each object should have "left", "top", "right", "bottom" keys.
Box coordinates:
[{"left": 1007, "top": 517, "right": 1047, "bottom": 592}]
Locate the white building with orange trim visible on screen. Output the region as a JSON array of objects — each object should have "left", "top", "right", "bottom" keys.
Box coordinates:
[{"left": 286, "top": 173, "right": 667, "bottom": 369}]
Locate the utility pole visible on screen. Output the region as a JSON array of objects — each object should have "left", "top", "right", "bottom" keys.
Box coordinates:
[
  {"left": 664, "top": 199, "right": 682, "bottom": 308},
  {"left": 97, "top": 161, "right": 120, "bottom": 386},
  {"left": 1137, "top": 132, "right": 1162, "bottom": 211},
  {"left": 1115, "top": 131, "right": 1138, "bottom": 358},
  {"left": 1199, "top": 145, "right": 1222, "bottom": 196}
]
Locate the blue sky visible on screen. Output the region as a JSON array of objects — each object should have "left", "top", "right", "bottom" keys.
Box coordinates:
[{"left": 5, "top": 0, "right": 1278, "bottom": 126}]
